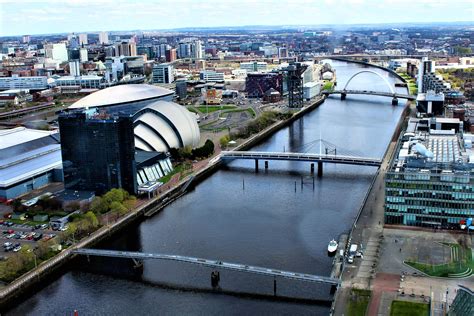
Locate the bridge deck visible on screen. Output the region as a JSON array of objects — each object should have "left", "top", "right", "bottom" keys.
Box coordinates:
[
  {"left": 73, "top": 248, "right": 340, "bottom": 285},
  {"left": 323, "top": 90, "right": 415, "bottom": 100},
  {"left": 220, "top": 151, "right": 381, "bottom": 167}
]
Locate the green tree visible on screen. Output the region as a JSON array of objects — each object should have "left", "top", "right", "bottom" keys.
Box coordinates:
[
  {"left": 90, "top": 196, "right": 109, "bottom": 214},
  {"left": 110, "top": 201, "right": 128, "bottom": 215},
  {"left": 103, "top": 188, "right": 125, "bottom": 204},
  {"left": 220, "top": 135, "right": 230, "bottom": 148},
  {"left": 84, "top": 211, "right": 99, "bottom": 228}
]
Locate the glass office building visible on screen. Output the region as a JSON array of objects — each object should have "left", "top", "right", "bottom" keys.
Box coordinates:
[
  {"left": 449, "top": 285, "right": 473, "bottom": 316},
  {"left": 58, "top": 111, "right": 137, "bottom": 195},
  {"left": 384, "top": 118, "right": 474, "bottom": 228}
]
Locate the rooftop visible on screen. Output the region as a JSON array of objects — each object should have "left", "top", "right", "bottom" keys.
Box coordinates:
[
  {"left": 69, "top": 84, "right": 174, "bottom": 109},
  {"left": 0, "top": 127, "right": 57, "bottom": 150}
]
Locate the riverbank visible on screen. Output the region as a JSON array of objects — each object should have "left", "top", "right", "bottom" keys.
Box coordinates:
[{"left": 0, "top": 96, "right": 326, "bottom": 309}]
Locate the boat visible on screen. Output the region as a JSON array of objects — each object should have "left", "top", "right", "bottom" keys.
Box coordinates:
[{"left": 327, "top": 239, "right": 338, "bottom": 253}]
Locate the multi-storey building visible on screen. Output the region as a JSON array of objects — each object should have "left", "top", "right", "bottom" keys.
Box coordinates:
[
  {"left": 199, "top": 70, "right": 224, "bottom": 82},
  {"left": 98, "top": 31, "right": 109, "bottom": 45},
  {"left": 0, "top": 74, "right": 48, "bottom": 91},
  {"left": 245, "top": 73, "right": 283, "bottom": 98},
  {"left": 58, "top": 111, "right": 137, "bottom": 195},
  {"left": 152, "top": 63, "right": 174, "bottom": 84},
  {"left": 384, "top": 117, "right": 474, "bottom": 229},
  {"left": 240, "top": 61, "right": 267, "bottom": 73}
]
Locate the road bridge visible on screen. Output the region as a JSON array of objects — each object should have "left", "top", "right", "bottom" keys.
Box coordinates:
[
  {"left": 218, "top": 151, "right": 381, "bottom": 176},
  {"left": 73, "top": 248, "right": 341, "bottom": 286}
]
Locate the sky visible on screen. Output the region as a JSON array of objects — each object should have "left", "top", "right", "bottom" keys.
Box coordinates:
[{"left": 0, "top": 0, "right": 473, "bottom": 37}]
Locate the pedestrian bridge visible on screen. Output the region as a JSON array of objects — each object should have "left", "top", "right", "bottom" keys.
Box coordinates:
[
  {"left": 219, "top": 151, "right": 381, "bottom": 167},
  {"left": 73, "top": 248, "right": 340, "bottom": 285}
]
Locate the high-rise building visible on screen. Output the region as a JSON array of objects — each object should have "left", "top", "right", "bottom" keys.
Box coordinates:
[
  {"left": 115, "top": 42, "right": 137, "bottom": 57},
  {"left": 98, "top": 31, "right": 109, "bottom": 45},
  {"left": 79, "top": 48, "right": 88, "bottom": 62},
  {"left": 178, "top": 42, "right": 192, "bottom": 58},
  {"left": 175, "top": 79, "right": 187, "bottom": 99},
  {"left": 69, "top": 60, "right": 80, "bottom": 77},
  {"left": 152, "top": 63, "right": 174, "bottom": 84},
  {"left": 44, "top": 43, "right": 68, "bottom": 62},
  {"left": 278, "top": 47, "right": 288, "bottom": 58},
  {"left": 58, "top": 111, "right": 137, "bottom": 195},
  {"left": 22, "top": 35, "right": 30, "bottom": 44},
  {"left": 418, "top": 57, "right": 435, "bottom": 93},
  {"left": 193, "top": 40, "right": 203, "bottom": 59},
  {"left": 78, "top": 33, "right": 88, "bottom": 46},
  {"left": 165, "top": 48, "right": 177, "bottom": 62}
]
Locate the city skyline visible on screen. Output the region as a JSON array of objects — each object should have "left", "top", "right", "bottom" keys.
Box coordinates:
[{"left": 1, "top": 0, "right": 473, "bottom": 37}]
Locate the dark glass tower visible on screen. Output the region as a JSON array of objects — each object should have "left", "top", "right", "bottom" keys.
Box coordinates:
[{"left": 58, "top": 111, "right": 137, "bottom": 195}]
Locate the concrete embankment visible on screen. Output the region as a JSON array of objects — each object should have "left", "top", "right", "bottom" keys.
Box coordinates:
[{"left": 0, "top": 96, "right": 326, "bottom": 308}]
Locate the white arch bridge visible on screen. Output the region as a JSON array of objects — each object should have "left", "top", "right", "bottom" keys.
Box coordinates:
[{"left": 322, "top": 70, "right": 416, "bottom": 103}]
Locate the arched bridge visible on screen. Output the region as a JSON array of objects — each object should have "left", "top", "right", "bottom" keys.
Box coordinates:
[{"left": 322, "top": 70, "right": 416, "bottom": 103}]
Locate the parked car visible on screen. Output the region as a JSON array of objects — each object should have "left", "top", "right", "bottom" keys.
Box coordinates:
[
  {"left": 3, "top": 242, "right": 12, "bottom": 248},
  {"left": 39, "top": 224, "right": 48, "bottom": 230},
  {"left": 33, "top": 233, "right": 43, "bottom": 241},
  {"left": 13, "top": 245, "right": 21, "bottom": 252},
  {"left": 6, "top": 234, "right": 15, "bottom": 239}
]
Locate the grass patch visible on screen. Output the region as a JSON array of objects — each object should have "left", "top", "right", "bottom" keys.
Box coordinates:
[
  {"left": 196, "top": 105, "right": 237, "bottom": 113},
  {"left": 220, "top": 107, "right": 256, "bottom": 117},
  {"left": 322, "top": 81, "right": 334, "bottom": 91},
  {"left": 405, "top": 243, "right": 473, "bottom": 277},
  {"left": 347, "top": 289, "right": 371, "bottom": 316},
  {"left": 390, "top": 300, "right": 429, "bottom": 316},
  {"left": 7, "top": 218, "right": 48, "bottom": 226},
  {"left": 158, "top": 163, "right": 192, "bottom": 184}
]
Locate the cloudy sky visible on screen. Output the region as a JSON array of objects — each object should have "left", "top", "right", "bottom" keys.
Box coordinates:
[{"left": 1, "top": 0, "right": 473, "bottom": 36}]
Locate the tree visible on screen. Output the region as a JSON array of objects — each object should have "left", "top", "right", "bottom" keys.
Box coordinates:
[
  {"left": 84, "top": 211, "right": 99, "bottom": 228},
  {"left": 64, "top": 201, "right": 80, "bottom": 213},
  {"left": 220, "top": 135, "right": 230, "bottom": 148},
  {"left": 110, "top": 201, "right": 128, "bottom": 216},
  {"left": 103, "top": 188, "right": 125, "bottom": 204},
  {"left": 123, "top": 196, "right": 137, "bottom": 210},
  {"left": 90, "top": 196, "right": 109, "bottom": 214}
]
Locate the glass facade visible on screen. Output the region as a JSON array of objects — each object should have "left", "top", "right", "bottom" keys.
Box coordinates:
[
  {"left": 58, "top": 111, "right": 137, "bottom": 195},
  {"left": 385, "top": 171, "right": 474, "bottom": 228},
  {"left": 449, "top": 285, "right": 473, "bottom": 316}
]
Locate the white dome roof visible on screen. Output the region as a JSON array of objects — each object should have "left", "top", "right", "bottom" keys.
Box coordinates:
[
  {"left": 69, "top": 84, "right": 174, "bottom": 109},
  {"left": 133, "top": 101, "right": 200, "bottom": 152}
]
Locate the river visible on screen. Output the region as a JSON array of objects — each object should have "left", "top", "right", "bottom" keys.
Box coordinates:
[{"left": 7, "top": 61, "right": 407, "bottom": 315}]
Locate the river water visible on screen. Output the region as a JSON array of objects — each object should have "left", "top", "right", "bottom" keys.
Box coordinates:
[{"left": 7, "top": 61, "right": 407, "bottom": 315}]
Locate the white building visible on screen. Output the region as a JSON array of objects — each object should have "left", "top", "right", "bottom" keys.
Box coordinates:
[
  {"left": 98, "top": 31, "right": 109, "bottom": 45},
  {"left": 44, "top": 43, "right": 68, "bottom": 62},
  {"left": 0, "top": 74, "right": 48, "bottom": 90},
  {"left": 79, "top": 48, "right": 88, "bottom": 62},
  {"left": 193, "top": 40, "right": 203, "bottom": 59},
  {"left": 199, "top": 70, "right": 224, "bottom": 82},
  {"left": 69, "top": 60, "right": 80, "bottom": 77},
  {"left": 52, "top": 75, "right": 104, "bottom": 89},
  {"left": 303, "top": 81, "right": 322, "bottom": 100},
  {"left": 78, "top": 33, "right": 88, "bottom": 46},
  {"left": 152, "top": 63, "right": 174, "bottom": 84}
]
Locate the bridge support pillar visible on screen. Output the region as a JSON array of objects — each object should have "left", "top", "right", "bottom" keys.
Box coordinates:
[
  {"left": 264, "top": 161, "right": 269, "bottom": 169},
  {"left": 317, "top": 161, "right": 323, "bottom": 177},
  {"left": 310, "top": 163, "right": 314, "bottom": 174},
  {"left": 392, "top": 97, "right": 398, "bottom": 106},
  {"left": 341, "top": 93, "right": 346, "bottom": 100},
  {"left": 211, "top": 271, "right": 220, "bottom": 288},
  {"left": 273, "top": 277, "right": 277, "bottom": 296},
  {"left": 255, "top": 159, "right": 259, "bottom": 172}
]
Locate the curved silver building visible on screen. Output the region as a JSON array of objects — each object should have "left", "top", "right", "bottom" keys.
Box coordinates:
[
  {"left": 69, "top": 84, "right": 174, "bottom": 114},
  {"left": 133, "top": 101, "right": 200, "bottom": 152}
]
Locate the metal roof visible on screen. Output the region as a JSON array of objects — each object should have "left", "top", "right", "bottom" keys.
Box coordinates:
[
  {"left": 0, "top": 127, "right": 57, "bottom": 150},
  {"left": 69, "top": 84, "right": 174, "bottom": 109}
]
